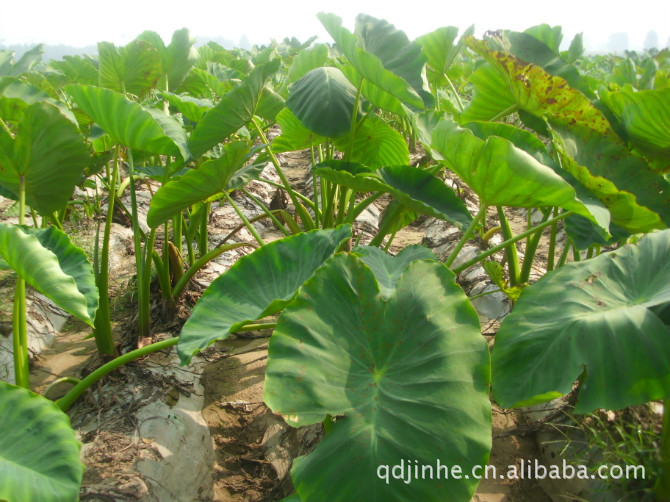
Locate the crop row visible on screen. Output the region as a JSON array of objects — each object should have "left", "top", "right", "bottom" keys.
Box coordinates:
[{"left": 0, "top": 13, "right": 668, "bottom": 502}]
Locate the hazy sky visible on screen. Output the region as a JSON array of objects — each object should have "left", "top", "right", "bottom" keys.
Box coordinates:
[{"left": 2, "top": 0, "right": 668, "bottom": 52}]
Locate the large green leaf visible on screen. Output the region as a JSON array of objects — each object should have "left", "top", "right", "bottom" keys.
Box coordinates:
[
  {"left": 318, "top": 13, "right": 425, "bottom": 110},
  {"left": 354, "top": 14, "right": 433, "bottom": 108},
  {"left": 431, "top": 120, "right": 607, "bottom": 228},
  {"left": 256, "top": 86, "right": 285, "bottom": 121},
  {"left": 315, "top": 161, "right": 473, "bottom": 229},
  {"left": 0, "top": 45, "right": 43, "bottom": 77},
  {"left": 265, "top": 255, "right": 490, "bottom": 502},
  {"left": 492, "top": 229, "right": 670, "bottom": 413},
  {"left": 524, "top": 24, "right": 562, "bottom": 53},
  {"left": 50, "top": 54, "right": 99, "bottom": 86},
  {"left": 66, "top": 84, "right": 189, "bottom": 160},
  {"left": 284, "top": 43, "right": 329, "bottom": 87},
  {"left": 0, "top": 102, "right": 89, "bottom": 215},
  {"left": 98, "top": 40, "right": 162, "bottom": 98},
  {"left": 416, "top": 26, "right": 460, "bottom": 85},
  {"left": 463, "top": 120, "right": 611, "bottom": 230},
  {"left": 137, "top": 28, "right": 198, "bottom": 92},
  {"left": 286, "top": 66, "right": 360, "bottom": 138},
  {"left": 600, "top": 86, "right": 670, "bottom": 163},
  {"left": 188, "top": 59, "right": 280, "bottom": 157},
  {"left": 0, "top": 224, "right": 97, "bottom": 326},
  {"left": 271, "top": 108, "right": 326, "bottom": 153},
  {"left": 339, "top": 63, "right": 406, "bottom": 117},
  {"left": 459, "top": 63, "right": 515, "bottom": 123},
  {"left": 0, "top": 381, "right": 83, "bottom": 502},
  {"left": 332, "top": 114, "right": 409, "bottom": 168},
  {"left": 177, "top": 225, "right": 352, "bottom": 364},
  {"left": 549, "top": 122, "right": 668, "bottom": 232},
  {"left": 146, "top": 141, "right": 259, "bottom": 228}
]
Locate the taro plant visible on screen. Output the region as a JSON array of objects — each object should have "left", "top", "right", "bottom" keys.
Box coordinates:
[
  {"left": 0, "top": 101, "right": 98, "bottom": 386},
  {"left": 175, "top": 224, "right": 492, "bottom": 502},
  {"left": 491, "top": 229, "right": 670, "bottom": 500},
  {"left": 264, "top": 247, "right": 491, "bottom": 502},
  {"left": 66, "top": 82, "right": 190, "bottom": 340}
]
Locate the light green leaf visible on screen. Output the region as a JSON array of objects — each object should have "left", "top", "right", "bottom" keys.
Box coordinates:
[
  {"left": 188, "top": 59, "right": 280, "bottom": 157},
  {"left": 147, "top": 141, "right": 253, "bottom": 228},
  {"left": 0, "top": 224, "right": 97, "bottom": 325},
  {"left": 333, "top": 114, "right": 409, "bottom": 168},
  {"left": 318, "top": 13, "right": 425, "bottom": 110},
  {"left": 160, "top": 91, "right": 213, "bottom": 122},
  {"left": 98, "top": 40, "right": 162, "bottom": 97},
  {"left": 0, "top": 102, "right": 89, "bottom": 215},
  {"left": 431, "top": 120, "right": 608, "bottom": 230},
  {"left": 66, "top": 83, "right": 189, "bottom": 159},
  {"left": 285, "top": 43, "right": 329, "bottom": 86},
  {"left": 0, "top": 381, "right": 83, "bottom": 502},
  {"left": 271, "top": 108, "right": 326, "bottom": 153},
  {"left": 352, "top": 244, "right": 437, "bottom": 299}
]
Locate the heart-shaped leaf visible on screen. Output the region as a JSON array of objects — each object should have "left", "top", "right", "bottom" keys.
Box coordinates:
[
  {"left": 66, "top": 84, "right": 189, "bottom": 160},
  {"left": 332, "top": 114, "right": 409, "bottom": 167},
  {"left": 177, "top": 225, "right": 352, "bottom": 364},
  {"left": 98, "top": 40, "right": 162, "bottom": 98},
  {"left": 0, "top": 224, "right": 98, "bottom": 326},
  {"left": 147, "top": 141, "right": 256, "bottom": 228},
  {"left": 431, "top": 119, "right": 609, "bottom": 230},
  {"left": 0, "top": 101, "right": 89, "bottom": 215},
  {"left": 0, "top": 381, "right": 83, "bottom": 502},
  {"left": 492, "top": 229, "right": 670, "bottom": 413},
  {"left": 284, "top": 43, "right": 329, "bottom": 87},
  {"left": 160, "top": 91, "right": 213, "bottom": 123},
  {"left": 265, "top": 255, "right": 490, "bottom": 502},
  {"left": 354, "top": 14, "right": 433, "bottom": 109},
  {"left": 286, "top": 66, "right": 360, "bottom": 138},
  {"left": 271, "top": 108, "right": 326, "bottom": 153},
  {"left": 188, "top": 59, "right": 280, "bottom": 157},
  {"left": 137, "top": 28, "right": 198, "bottom": 92},
  {"left": 318, "top": 13, "right": 425, "bottom": 110}
]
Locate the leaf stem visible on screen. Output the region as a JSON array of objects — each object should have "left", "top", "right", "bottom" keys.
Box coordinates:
[
  {"left": 13, "top": 175, "right": 29, "bottom": 389},
  {"left": 452, "top": 211, "right": 572, "bottom": 275},
  {"left": 497, "top": 206, "right": 521, "bottom": 286},
  {"left": 223, "top": 191, "right": 265, "bottom": 246},
  {"left": 56, "top": 322, "right": 277, "bottom": 412},
  {"left": 445, "top": 204, "right": 488, "bottom": 268}
]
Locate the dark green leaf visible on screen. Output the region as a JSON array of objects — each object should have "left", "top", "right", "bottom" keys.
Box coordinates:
[
  {"left": 286, "top": 66, "right": 359, "bottom": 138},
  {"left": 265, "top": 255, "right": 490, "bottom": 502},
  {"left": 177, "top": 225, "right": 352, "bottom": 364},
  {"left": 492, "top": 230, "right": 670, "bottom": 412}
]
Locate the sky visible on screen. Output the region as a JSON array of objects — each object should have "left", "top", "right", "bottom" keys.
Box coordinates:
[{"left": 1, "top": 0, "right": 669, "bottom": 53}]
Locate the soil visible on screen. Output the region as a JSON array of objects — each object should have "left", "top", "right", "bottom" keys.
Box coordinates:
[{"left": 5, "top": 140, "right": 646, "bottom": 502}]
